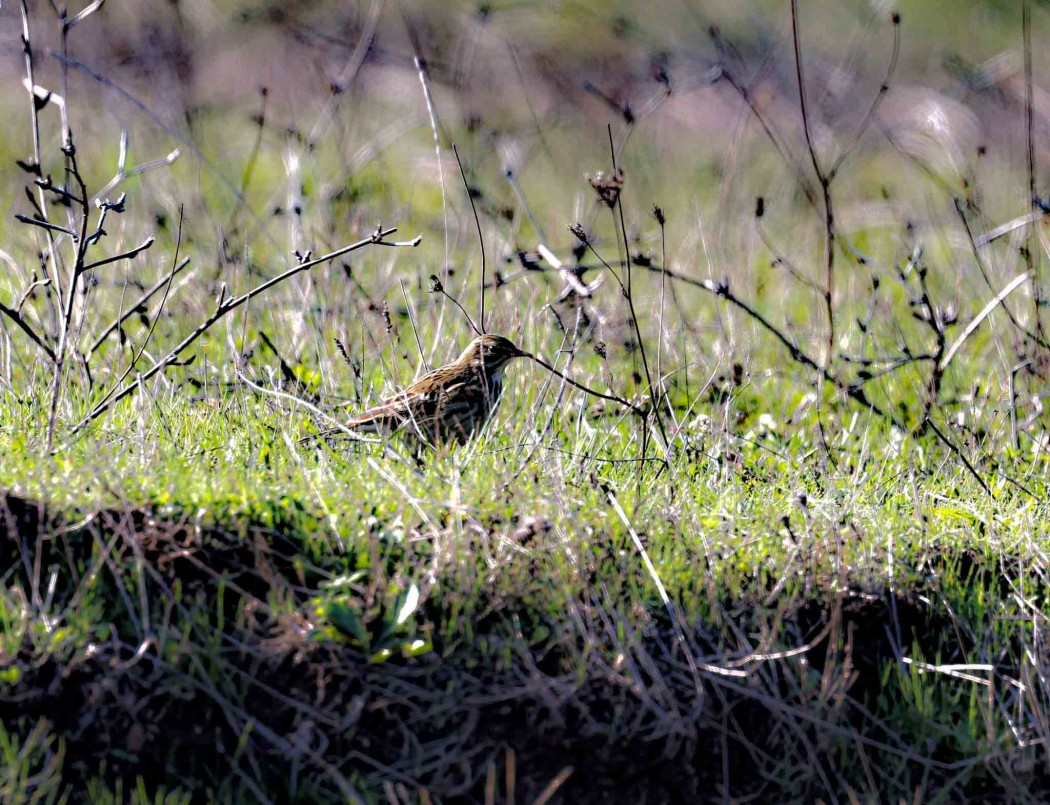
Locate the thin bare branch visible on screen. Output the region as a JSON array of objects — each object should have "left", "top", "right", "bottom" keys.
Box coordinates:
[
  {"left": 13, "top": 214, "right": 75, "bottom": 238},
  {"left": 85, "top": 257, "right": 191, "bottom": 359},
  {"left": 452, "top": 144, "right": 487, "bottom": 334},
  {"left": 80, "top": 236, "right": 154, "bottom": 273},
  {"left": 790, "top": 0, "right": 836, "bottom": 360},
  {"left": 925, "top": 415, "right": 992, "bottom": 497},
  {"left": 525, "top": 352, "right": 644, "bottom": 418},
  {"left": 1023, "top": 0, "right": 1042, "bottom": 339},
  {"left": 71, "top": 227, "right": 413, "bottom": 433},
  {"left": 0, "top": 300, "right": 55, "bottom": 362},
  {"left": 828, "top": 12, "right": 901, "bottom": 180},
  {"left": 45, "top": 150, "right": 92, "bottom": 448}
]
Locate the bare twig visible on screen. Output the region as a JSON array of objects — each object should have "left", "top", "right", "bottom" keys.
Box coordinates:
[
  {"left": 654, "top": 205, "right": 669, "bottom": 410},
  {"left": 714, "top": 57, "right": 817, "bottom": 207},
  {"left": 525, "top": 351, "right": 644, "bottom": 418},
  {"left": 1023, "top": 0, "right": 1042, "bottom": 339},
  {"left": 427, "top": 275, "right": 481, "bottom": 336},
  {"left": 600, "top": 130, "right": 669, "bottom": 452},
  {"left": 530, "top": 767, "right": 573, "bottom": 805},
  {"left": 18, "top": 2, "right": 43, "bottom": 172},
  {"left": 93, "top": 206, "right": 184, "bottom": 416},
  {"left": 412, "top": 53, "right": 449, "bottom": 281},
  {"left": 701, "top": 276, "right": 893, "bottom": 421},
  {"left": 554, "top": 247, "right": 895, "bottom": 422},
  {"left": 12, "top": 215, "right": 75, "bottom": 238},
  {"left": 790, "top": 0, "right": 836, "bottom": 359},
  {"left": 452, "top": 144, "right": 487, "bottom": 333},
  {"left": 400, "top": 279, "right": 429, "bottom": 375},
  {"left": 0, "top": 300, "right": 55, "bottom": 362},
  {"left": 80, "top": 237, "right": 155, "bottom": 273},
  {"left": 45, "top": 150, "right": 93, "bottom": 449},
  {"left": 828, "top": 13, "right": 901, "bottom": 180},
  {"left": 19, "top": 0, "right": 63, "bottom": 315},
  {"left": 86, "top": 257, "right": 192, "bottom": 359},
  {"left": 71, "top": 227, "right": 412, "bottom": 433},
  {"left": 911, "top": 256, "right": 949, "bottom": 420},
  {"left": 925, "top": 415, "right": 992, "bottom": 497}
]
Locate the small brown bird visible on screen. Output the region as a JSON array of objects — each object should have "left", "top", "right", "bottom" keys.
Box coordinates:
[{"left": 347, "top": 334, "right": 529, "bottom": 446}]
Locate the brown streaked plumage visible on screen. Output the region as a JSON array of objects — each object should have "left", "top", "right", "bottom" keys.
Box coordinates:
[{"left": 347, "top": 334, "right": 529, "bottom": 446}]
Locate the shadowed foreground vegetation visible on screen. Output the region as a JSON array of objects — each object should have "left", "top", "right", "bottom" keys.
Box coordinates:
[{"left": 2, "top": 1, "right": 1050, "bottom": 802}]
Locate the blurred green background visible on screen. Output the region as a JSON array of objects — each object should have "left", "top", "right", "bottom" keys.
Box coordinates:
[{"left": 0, "top": 0, "right": 1045, "bottom": 250}]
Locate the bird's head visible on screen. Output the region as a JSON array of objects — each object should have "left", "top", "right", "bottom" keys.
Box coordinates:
[{"left": 458, "top": 334, "right": 529, "bottom": 373}]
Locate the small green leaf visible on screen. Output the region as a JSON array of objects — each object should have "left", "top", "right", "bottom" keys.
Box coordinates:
[
  {"left": 369, "top": 648, "right": 393, "bottom": 664},
  {"left": 320, "top": 571, "right": 368, "bottom": 590},
  {"left": 402, "top": 638, "right": 431, "bottom": 657},
  {"left": 326, "top": 601, "right": 369, "bottom": 648},
  {"left": 0, "top": 666, "right": 21, "bottom": 685}
]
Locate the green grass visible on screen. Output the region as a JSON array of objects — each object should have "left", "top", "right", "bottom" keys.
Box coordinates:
[
  {"left": 2, "top": 0, "right": 1050, "bottom": 802},
  {"left": 3, "top": 370, "right": 1047, "bottom": 801}
]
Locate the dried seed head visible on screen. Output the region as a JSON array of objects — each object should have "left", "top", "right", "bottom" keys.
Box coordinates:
[
  {"left": 586, "top": 168, "right": 624, "bottom": 208},
  {"left": 427, "top": 274, "right": 443, "bottom": 293}
]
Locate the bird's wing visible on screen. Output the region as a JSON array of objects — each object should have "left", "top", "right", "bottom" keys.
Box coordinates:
[
  {"left": 345, "top": 395, "right": 410, "bottom": 430},
  {"left": 346, "top": 368, "right": 455, "bottom": 433}
]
